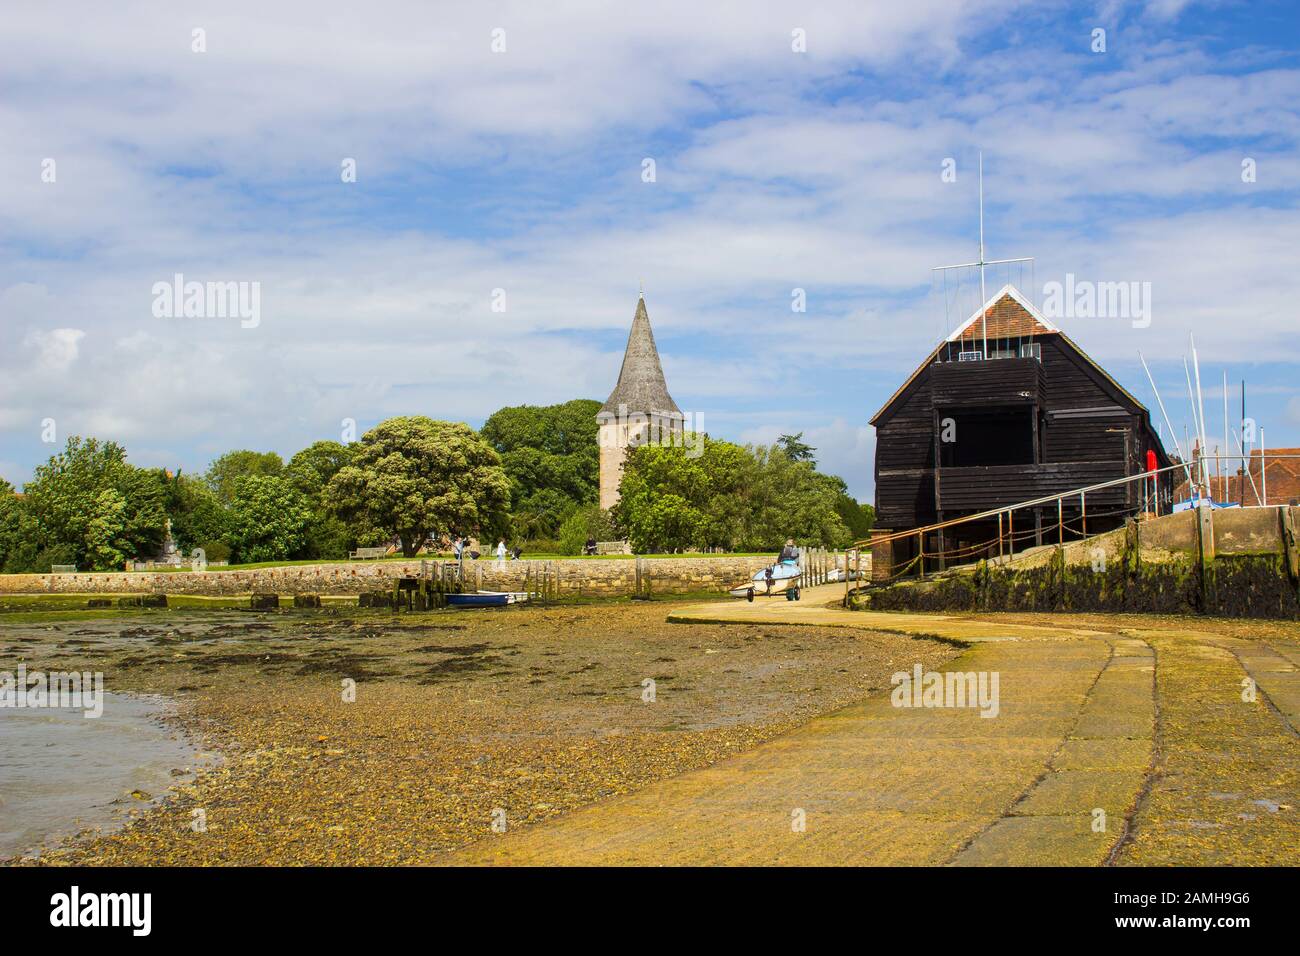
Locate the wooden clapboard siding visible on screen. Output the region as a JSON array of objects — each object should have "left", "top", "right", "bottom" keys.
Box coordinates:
[
  {"left": 871, "top": 289, "right": 1173, "bottom": 535},
  {"left": 930, "top": 357, "right": 1045, "bottom": 407},
  {"left": 936, "top": 462, "right": 1126, "bottom": 511}
]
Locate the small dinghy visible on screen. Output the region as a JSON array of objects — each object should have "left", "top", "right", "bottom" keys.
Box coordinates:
[
  {"left": 729, "top": 560, "right": 801, "bottom": 598},
  {"left": 446, "top": 591, "right": 531, "bottom": 608}
]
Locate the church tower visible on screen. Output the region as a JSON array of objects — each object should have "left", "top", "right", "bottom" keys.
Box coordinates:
[{"left": 598, "top": 292, "right": 684, "bottom": 510}]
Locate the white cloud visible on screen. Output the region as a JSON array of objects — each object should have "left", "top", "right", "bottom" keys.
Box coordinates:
[{"left": 23, "top": 328, "right": 86, "bottom": 372}]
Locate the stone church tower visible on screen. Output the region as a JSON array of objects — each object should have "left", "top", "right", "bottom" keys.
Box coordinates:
[{"left": 598, "top": 293, "right": 684, "bottom": 510}]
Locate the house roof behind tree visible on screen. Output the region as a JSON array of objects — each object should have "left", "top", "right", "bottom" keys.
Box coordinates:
[{"left": 601, "top": 294, "right": 683, "bottom": 419}]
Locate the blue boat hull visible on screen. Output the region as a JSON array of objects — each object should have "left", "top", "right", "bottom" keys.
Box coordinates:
[{"left": 446, "top": 592, "right": 529, "bottom": 608}]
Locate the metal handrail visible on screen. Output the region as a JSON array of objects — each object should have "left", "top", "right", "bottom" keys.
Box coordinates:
[{"left": 853, "top": 454, "right": 1300, "bottom": 552}]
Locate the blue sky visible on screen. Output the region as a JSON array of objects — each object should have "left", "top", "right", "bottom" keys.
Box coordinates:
[{"left": 2, "top": 0, "right": 1299, "bottom": 500}]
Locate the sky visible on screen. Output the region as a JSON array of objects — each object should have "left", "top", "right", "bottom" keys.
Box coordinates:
[{"left": 2, "top": 0, "right": 1298, "bottom": 501}]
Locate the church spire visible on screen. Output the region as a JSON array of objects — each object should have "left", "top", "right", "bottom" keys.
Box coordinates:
[{"left": 601, "top": 294, "right": 682, "bottom": 418}]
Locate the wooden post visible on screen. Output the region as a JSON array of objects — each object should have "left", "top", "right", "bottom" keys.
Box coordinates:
[
  {"left": 1057, "top": 498, "right": 1064, "bottom": 545},
  {"left": 1081, "top": 493, "right": 1087, "bottom": 538},
  {"left": 1196, "top": 501, "right": 1216, "bottom": 611},
  {"left": 917, "top": 532, "right": 925, "bottom": 580},
  {"left": 997, "top": 512, "right": 1004, "bottom": 561}
]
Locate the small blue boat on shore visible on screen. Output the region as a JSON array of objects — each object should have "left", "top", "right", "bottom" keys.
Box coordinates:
[{"left": 446, "top": 591, "right": 531, "bottom": 608}]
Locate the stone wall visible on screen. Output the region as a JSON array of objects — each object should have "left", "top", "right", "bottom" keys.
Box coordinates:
[
  {"left": 855, "top": 505, "right": 1300, "bottom": 620},
  {"left": 0, "top": 556, "right": 773, "bottom": 598}
]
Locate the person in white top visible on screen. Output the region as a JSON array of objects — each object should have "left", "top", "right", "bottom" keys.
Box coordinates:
[{"left": 495, "top": 539, "right": 507, "bottom": 569}]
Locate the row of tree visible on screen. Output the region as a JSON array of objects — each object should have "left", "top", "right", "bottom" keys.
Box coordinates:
[{"left": 0, "top": 402, "right": 872, "bottom": 572}]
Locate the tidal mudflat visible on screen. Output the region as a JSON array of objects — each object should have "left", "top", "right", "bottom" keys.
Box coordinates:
[{"left": 0, "top": 600, "right": 958, "bottom": 865}]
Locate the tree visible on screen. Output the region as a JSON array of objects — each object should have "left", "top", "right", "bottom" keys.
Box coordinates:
[
  {"left": 227, "top": 475, "right": 311, "bottom": 563},
  {"left": 615, "top": 437, "right": 851, "bottom": 553},
  {"left": 285, "top": 441, "right": 354, "bottom": 498},
  {"left": 557, "top": 503, "right": 618, "bottom": 555},
  {"left": 777, "top": 432, "right": 817, "bottom": 464},
  {"left": 22, "top": 437, "right": 169, "bottom": 570},
  {"left": 614, "top": 436, "right": 757, "bottom": 552},
  {"left": 165, "top": 472, "right": 232, "bottom": 558},
  {"left": 481, "top": 400, "right": 600, "bottom": 536},
  {"left": 324, "top": 417, "right": 511, "bottom": 557},
  {"left": 286, "top": 441, "right": 358, "bottom": 559},
  {"left": 205, "top": 450, "right": 284, "bottom": 506},
  {"left": 0, "top": 480, "right": 40, "bottom": 573}
]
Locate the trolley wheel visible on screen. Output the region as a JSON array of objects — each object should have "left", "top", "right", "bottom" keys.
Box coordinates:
[
  {"left": 746, "top": 587, "right": 755, "bottom": 603},
  {"left": 792, "top": 588, "right": 801, "bottom": 601}
]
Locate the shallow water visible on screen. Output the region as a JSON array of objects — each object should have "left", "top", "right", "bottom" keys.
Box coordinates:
[{"left": 0, "top": 692, "right": 199, "bottom": 859}]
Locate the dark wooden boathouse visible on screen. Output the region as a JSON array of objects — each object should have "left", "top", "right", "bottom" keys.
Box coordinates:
[{"left": 870, "top": 285, "right": 1174, "bottom": 577}]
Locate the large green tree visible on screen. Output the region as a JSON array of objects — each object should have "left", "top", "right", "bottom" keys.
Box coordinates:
[
  {"left": 0, "top": 480, "right": 40, "bottom": 573},
  {"left": 21, "top": 437, "right": 169, "bottom": 570},
  {"left": 324, "top": 417, "right": 511, "bottom": 557},
  {"left": 227, "top": 474, "right": 312, "bottom": 563},
  {"left": 165, "top": 472, "right": 232, "bottom": 560},
  {"left": 205, "top": 449, "right": 284, "bottom": 505},
  {"left": 286, "top": 440, "right": 358, "bottom": 559},
  {"left": 615, "top": 438, "right": 851, "bottom": 553},
  {"left": 480, "top": 399, "right": 600, "bottom": 537},
  {"left": 613, "top": 436, "right": 757, "bottom": 552}
]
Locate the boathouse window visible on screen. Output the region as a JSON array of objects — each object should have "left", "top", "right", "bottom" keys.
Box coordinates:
[
  {"left": 957, "top": 350, "right": 983, "bottom": 362},
  {"left": 1019, "top": 342, "right": 1041, "bottom": 361},
  {"left": 938, "top": 405, "right": 1035, "bottom": 467}
]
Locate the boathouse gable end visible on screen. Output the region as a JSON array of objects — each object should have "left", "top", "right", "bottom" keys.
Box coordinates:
[{"left": 871, "top": 286, "right": 1171, "bottom": 557}]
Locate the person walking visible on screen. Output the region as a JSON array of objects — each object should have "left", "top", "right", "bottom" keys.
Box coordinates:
[
  {"left": 778, "top": 538, "right": 800, "bottom": 563},
  {"left": 495, "top": 539, "right": 507, "bottom": 569}
]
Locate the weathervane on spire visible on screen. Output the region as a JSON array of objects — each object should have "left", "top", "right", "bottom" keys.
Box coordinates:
[
  {"left": 932, "top": 151, "right": 1034, "bottom": 359},
  {"left": 638, "top": 278, "right": 644, "bottom": 298}
]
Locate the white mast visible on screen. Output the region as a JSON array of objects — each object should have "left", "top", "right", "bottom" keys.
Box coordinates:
[
  {"left": 1183, "top": 358, "right": 1202, "bottom": 493},
  {"left": 979, "top": 152, "right": 987, "bottom": 358},
  {"left": 1139, "top": 351, "right": 1192, "bottom": 483},
  {"left": 1191, "top": 335, "right": 1208, "bottom": 493},
  {"left": 931, "top": 151, "right": 1032, "bottom": 358},
  {"left": 1223, "top": 370, "right": 1229, "bottom": 495}
]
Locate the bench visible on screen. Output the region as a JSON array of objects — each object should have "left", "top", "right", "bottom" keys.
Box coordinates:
[
  {"left": 595, "top": 541, "right": 631, "bottom": 555},
  {"left": 51, "top": 564, "right": 77, "bottom": 573},
  {"left": 349, "top": 547, "right": 389, "bottom": 560}
]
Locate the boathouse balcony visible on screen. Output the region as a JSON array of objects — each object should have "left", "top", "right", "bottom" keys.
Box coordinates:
[{"left": 929, "top": 356, "right": 1046, "bottom": 408}]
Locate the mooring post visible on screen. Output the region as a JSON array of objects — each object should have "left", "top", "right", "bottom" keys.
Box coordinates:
[
  {"left": 1081, "top": 493, "right": 1087, "bottom": 538},
  {"left": 1279, "top": 507, "right": 1300, "bottom": 595},
  {"left": 917, "top": 532, "right": 925, "bottom": 580},
  {"left": 1057, "top": 498, "right": 1064, "bottom": 545},
  {"left": 1196, "top": 501, "right": 1216, "bottom": 611}
]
